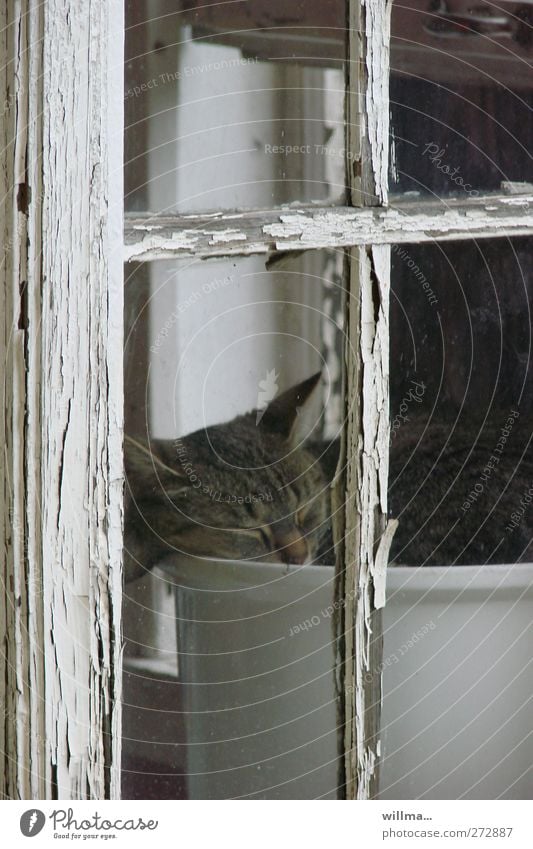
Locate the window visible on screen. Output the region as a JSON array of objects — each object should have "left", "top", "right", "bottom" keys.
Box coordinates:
[
  {"left": 2, "top": 0, "right": 532, "bottom": 802},
  {"left": 123, "top": 0, "right": 533, "bottom": 801}
]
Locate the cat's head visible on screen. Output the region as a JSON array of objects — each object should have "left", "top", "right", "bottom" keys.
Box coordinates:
[{"left": 125, "top": 373, "right": 333, "bottom": 579}]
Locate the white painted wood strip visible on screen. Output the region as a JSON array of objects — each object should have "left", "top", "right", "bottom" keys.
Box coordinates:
[
  {"left": 362, "top": 0, "right": 392, "bottom": 205},
  {"left": 348, "top": 0, "right": 393, "bottom": 206},
  {"left": 40, "top": 0, "right": 124, "bottom": 800},
  {"left": 24, "top": 0, "right": 48, "bottom": 800},
  {"left": 342, "top": 246, "right": 393, "bottom": 799},
  {"left": 0, "top": 0, "right": 123, "bottom": 800},
  {"left": 343, "top": 0, "right": 393, "bottom": 801},
  {"left": 124, "top": 195, "right": 533, "bottom": 261},
  {"left": 0, "top": 0, "right": 47, "bottom": 801}
]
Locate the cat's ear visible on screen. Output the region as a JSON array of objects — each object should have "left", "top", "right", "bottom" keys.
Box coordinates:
[
  {"left": 260, "top": 372, "right": 321, "bottom": 439},
  {"left": 125, "top": 435, "right": 187, "bottom": 488}
]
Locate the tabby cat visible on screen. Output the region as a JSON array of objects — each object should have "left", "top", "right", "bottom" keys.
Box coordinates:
[
  {"left": 125, "top": 374, "right": 533, "bottom": 579},
  {"left": 124, "top": 373, "right": 332, "bottom": 582}
]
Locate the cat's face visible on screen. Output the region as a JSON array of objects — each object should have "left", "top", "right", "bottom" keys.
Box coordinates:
[{"left": 125, "top": 373, "right": 332, "bottom": 579}]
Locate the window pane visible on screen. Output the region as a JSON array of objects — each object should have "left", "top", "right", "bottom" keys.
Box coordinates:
[
  {"left": 125, "top": 1, "right": 347, "bottom": 213},
  {"left": 122, "top": 249, "right": 345, "bottom": 799},
  {"left": 380, "top": 564, "right": 533, "bottom": 798},
  {"left": 389, "top": 236, "right": 533, "bottom": 566},
  {"left": 384, "top": 236, "right": 533, "bottom": 799},
  {"left": 390, "top": 0, "right": 533, "bottom": 197}
]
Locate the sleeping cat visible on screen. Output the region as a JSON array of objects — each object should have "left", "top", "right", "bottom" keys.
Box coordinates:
[
  {"left": 125, "top": 372, "right": 533, "bottom": 578},
  {"left": 124, "top": 372, "right": 333, "bottom": 582}
]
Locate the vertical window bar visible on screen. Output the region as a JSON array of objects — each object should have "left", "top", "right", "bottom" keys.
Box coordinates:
[
  {"left": 339, "top": 0, "right": 394, "bottom": 799},
  {"left": 0, "top": 0, "right": 124, "bottom": 800}
]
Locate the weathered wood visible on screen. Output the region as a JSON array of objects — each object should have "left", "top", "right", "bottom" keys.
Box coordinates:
[
  {"left": 342, "top": 245, "right": 396, "bottom": 799},
  {"left": 347, "top": 0, "right": 392, "bottom": 205},
  {"left": 124, "top": 193, "right": 533, "bottom": 261},
  {"left": 0, "top": 0, "right": 123, "bottom": 800},
  {"left": 342, "top": 0, "right": 393, "bottom": 801},
  {"left": 0, "top": 0, "right": 46, "bottom": 801}
]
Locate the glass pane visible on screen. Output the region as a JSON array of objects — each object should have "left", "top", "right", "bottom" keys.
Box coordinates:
[
  {"left": 125, "top": 1, "right": 347, "bottom": 213},
  {"left": 380, "top": 563, "right": 533, "bottom": 799},
  {"left": 388, "top": 236, "right": 533, "bottom": 566},
  {"left": 122, "top": 249, "right": 345, "bottom": 799},
  {"left": 383, "top": 238, "right": 533, "bottom": 800},
  {"left": 390, "top": 0, "right": 533, "bottom": 197}
]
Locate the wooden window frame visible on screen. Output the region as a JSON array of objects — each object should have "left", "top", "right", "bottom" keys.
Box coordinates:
[
  {"left": 2, "top": 0, "right": 533, "bottom": 801},
  {"left": 1, "top": 0, "right": 123, "bottom": 799}
]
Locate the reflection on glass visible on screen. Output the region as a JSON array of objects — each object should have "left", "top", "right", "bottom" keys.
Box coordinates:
[
  {"left": 122, "top": 250, "right": 345, "bottom": 799},
  {"left": 390, "top": 0, "right": 533, "bottom": 197},
  {"left": 388, "top": 237, "right": 533, "bottom": 565},
  {"left": 125, "top": 1, "right": 347, "bottom": 213}
]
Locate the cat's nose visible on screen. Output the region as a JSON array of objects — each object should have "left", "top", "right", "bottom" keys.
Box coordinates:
[{"left": 275, "top": 530, "right": 308, "bottom": 565}]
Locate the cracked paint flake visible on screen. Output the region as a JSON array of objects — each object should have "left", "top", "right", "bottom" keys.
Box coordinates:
[
  {"left": 126, "top": 230, "right": 201, "bottom": 260},
  {"left": 206, "top": 229, "right": 248, "bottom": 245},
  {"left": 124, "top": 195, "right": 533, "bottom": 261},
  {"left": 363, "top": 0, "right": 392, "bottom": 204},
  {"left": 372, "top": 519, "right": 398, "bottom": 610}
]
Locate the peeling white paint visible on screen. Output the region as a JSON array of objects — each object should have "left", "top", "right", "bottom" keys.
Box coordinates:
[
  {"left": 341, "top": 244, "right": 392, "bottom": 799},
  {"left": 264, "top": 202, "right": 533, "bottom": 248},
  {"left": 126, "top": 231, "right": 201, "bottom": 259},
  {"left": 341, "top": 0, "right": 392, "bottom": 799},
  {"left": 372, "top": 519, "right": 399, "bottom": 610},
  {"left": 355, "top": 246, "right": 391, "bottom": 798},
  {"left": 358, "top": 746, "right": 378, "bottom": 799},
  {"left": 124, "top": 196, "right": 533, "bottom": 261},
  {"left": 499, "top": 195, "right": 533, "bottom": 206},
  {"left": 363, "top": 0, "right": 392, "bottom": 204},
  {"left": 1, "top": 0, "right": 123, "bottom": 801},
  {"left": 207, "top": 229, "right": 248, "bottom": 245}
]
